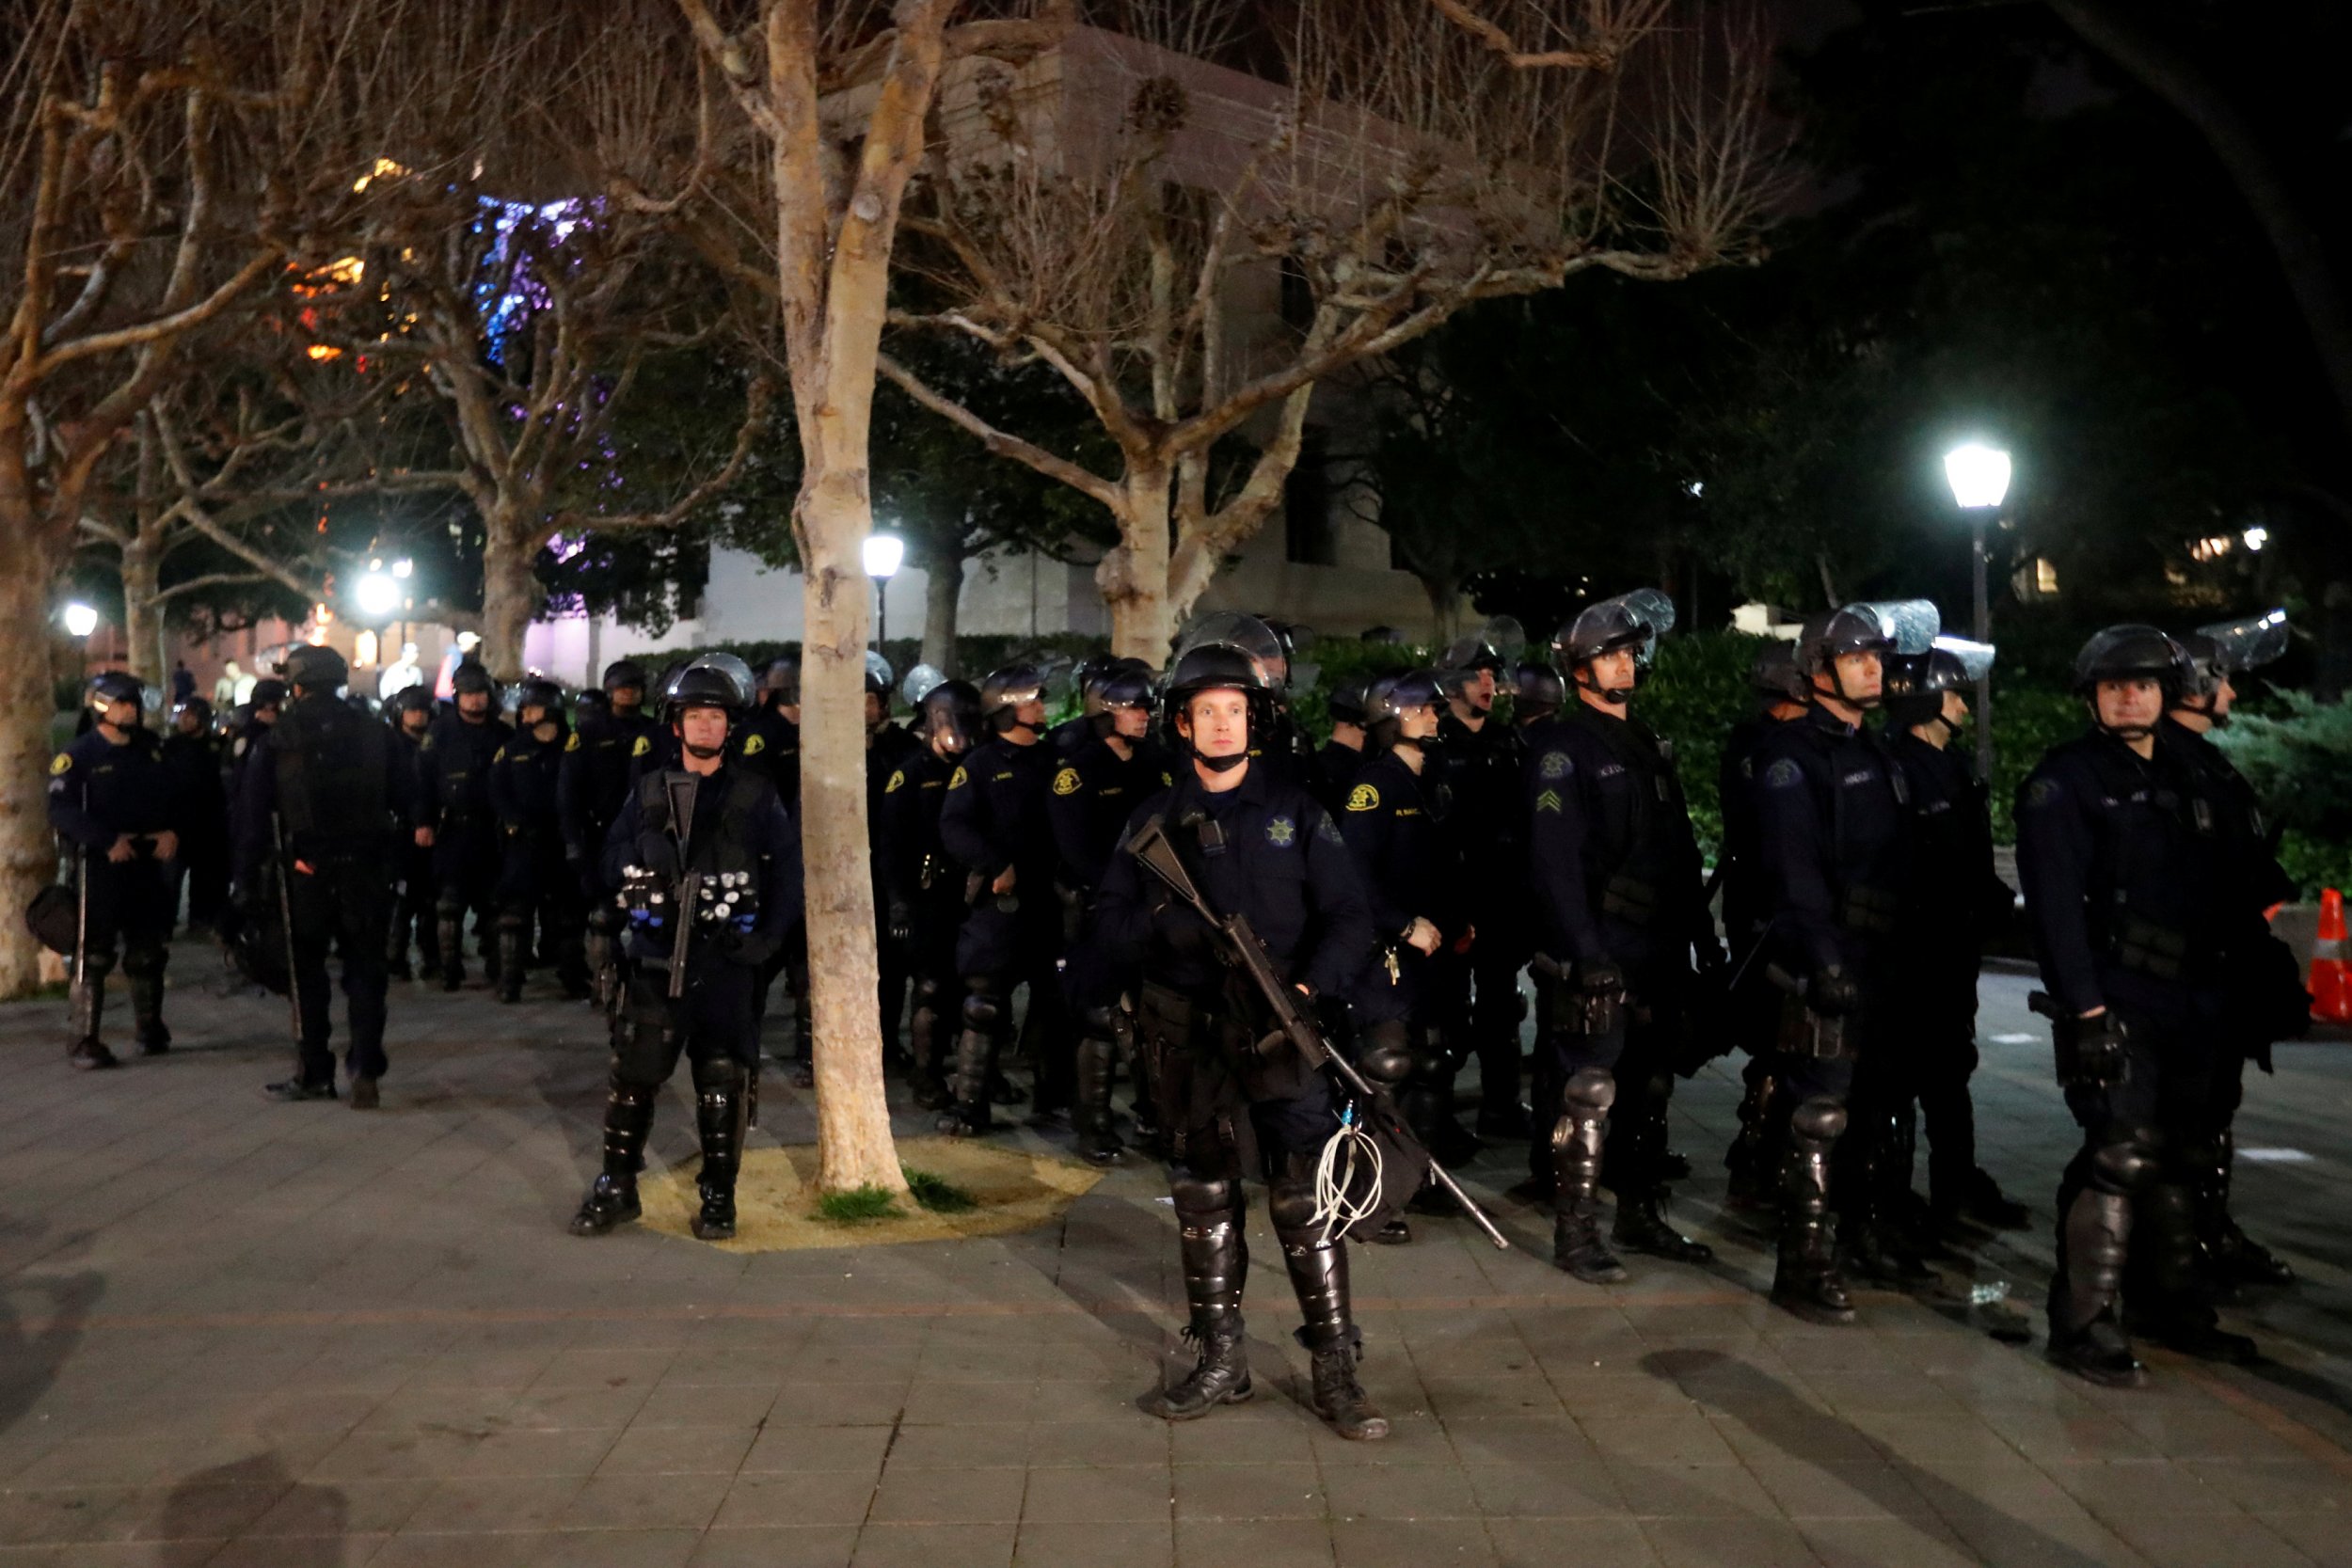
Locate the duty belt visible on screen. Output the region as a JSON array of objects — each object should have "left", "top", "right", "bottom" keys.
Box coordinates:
[
  {"left": 2110, "top": 913, "right": 2188, "bottom": 981},
  {"left": 1601, "top": 873, "right": 1659, "bottom": 928},
  {"left": 1838, "top": 883, "right": 1901, "bottom": 935}
]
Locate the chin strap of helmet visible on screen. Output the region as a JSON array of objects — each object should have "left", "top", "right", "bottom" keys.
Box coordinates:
[{"left": 1571, "top": 665, "right": 1634, "bottom": 707}]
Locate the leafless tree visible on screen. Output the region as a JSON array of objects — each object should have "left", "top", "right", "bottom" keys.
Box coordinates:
[
  {"left": 882, "top": 0, "right": 1783, "bottom": 659},
  {"left": 0, "top": 0, "right": 444, "bottom": 996},
  {"left": 673, "top": 0, "right": 1075, "bottom": 1198}
]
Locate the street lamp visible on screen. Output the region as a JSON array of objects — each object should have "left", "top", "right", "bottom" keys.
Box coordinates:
[
  {"left": 863, "top": 532, "right": 904, "bottom": 651},
  {"left": 354, "top": 571, "right": 401, "bottom": 621},
  {"left": 1943, "top": 443, "right": 2011, "bottom": 781},
  {"left": 61, "top": 602, "right": 98, "bottom": 639}
]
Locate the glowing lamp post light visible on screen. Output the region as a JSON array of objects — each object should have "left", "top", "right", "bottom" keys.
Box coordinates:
[
  {"left": 354, "top": 571, "right": 402, "bottom": 622},
  {"left": 863, "top": 532, "right": 904, "bottom": 652},
  {"left": 1944, "top": 443, "right": 2011, "bottom": 780},
  {"left": 61, "top": 602, "right": 98, "bottom": 640}
]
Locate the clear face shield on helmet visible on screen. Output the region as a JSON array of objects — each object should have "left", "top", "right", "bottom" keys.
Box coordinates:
[
  {"left": 2185, "top": 609, "right": 2288, "bottom": 710},
  {"left": 1176, "top": 611, "right": 1289, "bottom": 695},
  {"left": 1439, "top": 614, "right": 1526, "bottom": 712},
  {"left": 1812, "top": 598, "right": 1939, "bottom": 708},
  {"left": 1559, "top": 590, "right": 1677, "bottom": 704},
  {"left": 686, "top": 652, "right": 758, "bottom": 711}
]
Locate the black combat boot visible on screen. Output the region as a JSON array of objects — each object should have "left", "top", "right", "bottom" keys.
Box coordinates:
[
  {"left": 691, "top": 1057, "right": 749, "bottom": 1241},
  {"left": 571, "top": 1079, "right": 657, "bottom": 1235},
  {"left": 126, "top": 960, "right": 169, "bottom": 1054},
  {"left": 939, "top": 979, "right": 1000, "bottom": 1137},
  {"left": 1724, "top": 1068, "right": 1781, "bottom": 1212},
  {"left": 2048, "top": 1180, "right": 2144, "bottom": 1387},
  {"left": 906, "top": 979, "right": 950, "bottom": 1111},
  {"left": 1772, "top": 1099, "right": 1855, "bottom": 1324},
  {"left": 1073, "top": 1021, "right": 1124, "bottom": 1165},
  {"left": 496, "top": 917, "right": 527, "bottom": 1005},
  {"left": 1551, "top": 1068, "right": 1627, "bottom": 1283},
  {"left": 1608, "top": 1075, "right": 1712, "bottom": 1263},
  {"left": 1271, "top": 1173, "right": 1387, "bottom": 1441},
  {"left": 436, "top": 910, "right": 465, "bottom": 991},
  {"left": 2198, "top": 1131, "right": 2294, "bottom": 1288},
  {"left": 67, "top": 966, "right": 118, "bottom": 1070},
  {"left": 2126, "top": 1180, "right": 2257, "bottom": 1365},
  {"left": 1146, "top": 1178, "right": 1253, "bottom": 1419},
  {"left": 1839, "top": 1117, "right": 1935, "bottom": 1287}
]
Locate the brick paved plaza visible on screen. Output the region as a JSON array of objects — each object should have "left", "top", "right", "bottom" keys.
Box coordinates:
[{"left": 0, "top": 946, "right": 2346, "bottom": 1567}]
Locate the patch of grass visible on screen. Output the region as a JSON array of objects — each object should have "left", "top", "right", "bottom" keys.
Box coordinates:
[
  {"left": 814, "top": 1184, "right": 902, "bottom": 1224},
  {"left": 903, "top": 1166, "right": 977, "bottom": 1213}
]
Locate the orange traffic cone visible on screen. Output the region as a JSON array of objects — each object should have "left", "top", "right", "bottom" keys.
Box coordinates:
[{"left": 2309, "top": 888, "right": 2352, "bottom": 1024}]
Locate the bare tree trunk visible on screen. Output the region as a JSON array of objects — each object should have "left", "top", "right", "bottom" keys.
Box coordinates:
[
  {"left": 0, "top": 522, "right": 59, "bottom": 997},
  {"left": 119, "top": 535, "right": 164, "bottom": 687},
  {"left": 478, "top": 511, "right": 540, "bottom": 682},
  {"left": 921, "top": 549, "right": 961, "bottom": 675},
  {"left": 1099, "top": 464, "right": 1172, "bottom": 663}
]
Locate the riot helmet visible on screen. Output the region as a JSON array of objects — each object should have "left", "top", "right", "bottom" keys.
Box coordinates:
[
  {"left": 601, "top": 658, "right": 648, "bottom": 710},
  {"left": 282, "top": 643, "right": 349, "bottom": 695},
  {"left": 389, "top": 685, "right": 435, "bottom": 731},
  {"left": 759, "top": 653, "right": 801, "bottom": 706},
  {"left": 248, "top": 677, "right": 289, "bottom": 712},
  {"left": 1094, "top": 665, "right": 1157, "bottom": 740},
  {"left": 2176, "top": 609, "right": 2287, "bottom": 723},
  {"left": 85, "top": 671, "right": 146, "bottom": 727},
  {"left": 1884, "top": 637, "right": 1994, "bottom": 737},
  {"left": 978, "top": 662, "right": 1048, "bottom": 736},
  {"left": 1073, "top": 655, "right": 1121, "bottom": 715},
  {"left": 662, "top": 657, "right": 752, "bottom": 759},
  {"left": 574, "top": 687, "right": 610, "bottom": 723},
  {"left": 1556, "top": 590, "right": 1675, "bottom": 705},
  {"left": 1327, "top": 676, "right": 1372, "bottom": 728},
  {"left": 450, "top": 661, "right": 496, "bottom": 701},
  {"left": 1795, "top": 599, "right": 1938, "bottom": 709},
  {"left": 1510, "top": 661, "right": 1565, "bottom": 724},
  {"left": 515, "top": 677, "right": 566, "bottom": 730},
  {"left": 171, "top": 694, "right": 214, "bottom": 735},
  {"left": 1364, "top": 669, "right": 1446, "bottom": 754},
  {"left": 1440, "top": 615, "right": 1525, "bottom": 713},
  {"left": 2073, "top": 624, "right": 2184, "bottom": 740},
  {"left": 864, "top": 650, "right": 895, "bottom": 700},
  {"left": 1176, "top": 611, "right": 1289, "bottom": 693},
  {"left": 915, "top": 677, "right": 984, "bottom": 757},
  {"left": 1163, "top": 641, "right": 1272, "bottom": 773},
  {"left": 1748, "top": 640, "right": 1805, "bottom": 708}
]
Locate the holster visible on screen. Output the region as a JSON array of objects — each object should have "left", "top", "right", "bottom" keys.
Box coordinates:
[{"left": 1775, "top": 995, "right": 1849, "bottom": 1060}]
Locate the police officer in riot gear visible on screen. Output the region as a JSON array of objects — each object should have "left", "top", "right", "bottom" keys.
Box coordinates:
[
  {"left": 575, "top": 657, "right": 800, "bottom": 1242},
  {"left": 49, "top": 672, "right": 182, "bottom": 1069},
  {"left": 1524, "top": 591, "right": 1716, "bottom": 1281},
  {"left": 416, "top": 664, "right": 512, "bottom": 990},
  {"left": 1883, "top": 642, "right": 2029, "bottom": 1234},
  {"left": 385, "top": 687, "right": 439, "bottom": 979},
  {"left": 1432, "top": 617, "right": 1532, "bottom": 1141},
  {"left": 1509, "top": 662, "right": 1565, "bottom": 730},
  {"left": 1753, "top": 601, "right": 1931, "bottom": 1323},
  {"left": 742, "top": 655, "right": 809, "bottom": 1080},
  {"left": 1313, "top": 677, "right": 1371, "bottom": 815},
  {"left": 881, "top": 673, "right": 984, "bottom": 1111},
  {"left": 938, "top": 662, "right": 1067, "bottom": 1133},
  {"left": 562, "top": 659, "right": 661, "bottom": 999},
  {"left": 490, "top": 679, "right": 588, "bottom": 1002},
  {"left": 1721, "top": 641, "right": 1811, "bottom": 1204},
  {"left": 2165, "top": 613, "right": 2304, "bottom": 1291},
  {"left": 161, "top": 696, "right": 230, "bottom": 934},
  {"left": 1336, "top": 670, "right": 1461, "bottom": 1218},
  {"left": 865, "top": 653, "right": 923, "bottom": 1053},
  {"left": 226, "top": 677, "right": 286, "bottom": 807},
  {"left": 1050, "top": 664, "right": 1171, "bottom": 1164},
  {"left": 234, "top": 645, "right": 414, "bottom": 1106},
  {"left": 1094, "top": 627, "right": 1387, "bottom": 1440},
  {"left": 2019, "top": 626, "right": 2267, "bottom": 1383}
]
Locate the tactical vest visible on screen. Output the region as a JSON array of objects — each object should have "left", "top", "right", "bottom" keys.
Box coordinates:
[
  {"left": 618, "top": 768, "right": 770, "bottom": 955},
  {"left": 274, "top": 697, "right": 389, "bottom": 850}
]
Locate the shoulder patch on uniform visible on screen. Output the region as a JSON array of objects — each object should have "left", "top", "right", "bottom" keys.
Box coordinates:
[
  {"left": 1266, "top": 815, "right": 1295, "bottom": 847},
  {"left": 1346, "top": 783, "right": 1380, "bottom": 812},
  {"left": 493, "top": 746, "right": 507, "bottom": 763},
  {"left": 2024, "top": 776, "right": 2062, "bottom": 811},
  {"left": 948, "top": 765, "right": 969, "bottom": 790},
  {"left": 1762, "top": 757, "right": 1803, "bottom": 789},
  {"left": 564, "top": 731, "right": 580, "bottom": 752},
  {"left": 741, "top": 733, "right": 766, "bottom": 755},
  {"left": 48, "top": 752, "right": 70, "bottom": 776},
  {"left": 1539, "top": 750, "right": 1569, "bottom": 780},
  {"left": 884, "top": 768, "right": 905, "bottom": 794},
  {"left": 1160, "top": 770, "right": 1174, "bottom": 787},
  {"left": 1053, "top": 767, "right": 1081, "bottom": 797},
  {"left": 1534, "top": 787, "right": 1562, "bottom": 814},
  {"left": 630, "top": 736, "right": 651, "bottom": 757}
]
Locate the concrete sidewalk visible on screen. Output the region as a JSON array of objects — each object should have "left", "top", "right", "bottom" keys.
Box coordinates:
[{"left": 0, "top": 944, "right": 2346, "bottom": 1566}]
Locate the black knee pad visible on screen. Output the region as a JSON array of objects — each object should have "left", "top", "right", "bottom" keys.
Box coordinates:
[
  {"left": 691, "top": 1055, "right": 746, "bottom": 1095},
  {"left": 436, "top": 891, "right": 467, "bottom": 918},
  {"left": 1081, "top": 1006, "right": 1119, "bottom": 1041},
  {"left": 961, "top": 989, "right": 1000, "bottom": 1029},
  {"left": 1789, "top": 1096, "right": 1848, "bottom": 1144},
  {"left": 2090, "top": 1131, "right": 2159, "bottom": 1196},
  {"left": 914, "top": 975, "right": 941, "bottom": 1004},
  {"left": 1359, "top": 1021, "right": 1413, "bottom": 1086},
  {"left": 1564, "top": 1066, "right": 1616, "bottom": 1116},
  {"left": 1168, "top": 1172, "right": 1238, "bottom": 1222},
  {"left": 498, "top": 910, "right": 528, "bottom": 934},
  {"left": 120, "top": 942, "right": 167, "bottom": 979},
  {"left": 1267, "top": 1174, "right": 1321, "bottom": 1232}
]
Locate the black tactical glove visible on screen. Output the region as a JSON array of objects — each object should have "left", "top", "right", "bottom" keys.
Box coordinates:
[
  {"left": 2056, "top": 1009, "right": 2129, "bottom": 1089},
  {"left": 1808, "top": 966, "right": 1860, "bottom": 1018},
  {"left": 885, "top": 899, "right": 912, "bottom": 945},
  {"left": 1576, "top": 958, "right": 1624, "bottom": 996}
]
